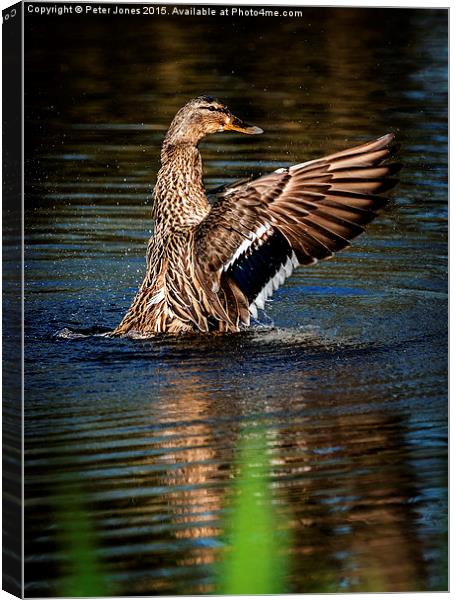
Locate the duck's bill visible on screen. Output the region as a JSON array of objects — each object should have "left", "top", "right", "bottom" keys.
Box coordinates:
[{"left": 224, "top": 115, "right": 263, "bottom": 135}]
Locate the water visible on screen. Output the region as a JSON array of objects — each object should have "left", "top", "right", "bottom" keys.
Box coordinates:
[{"left": 23, "top": 6, "right": 447, "bottom": 595}]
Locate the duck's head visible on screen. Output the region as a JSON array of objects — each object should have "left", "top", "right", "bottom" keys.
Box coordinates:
[{"left": 163, "top": 96, "right": 263, "bottom": 146}]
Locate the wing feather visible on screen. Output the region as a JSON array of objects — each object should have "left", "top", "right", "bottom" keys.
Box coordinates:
[{"left": 194, "top": 133, "right": 399, "bottom": 325}]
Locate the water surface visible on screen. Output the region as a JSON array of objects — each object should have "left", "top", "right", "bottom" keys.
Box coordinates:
[{"left": 23, "top": 6, "right": 447, "bottom": 595}]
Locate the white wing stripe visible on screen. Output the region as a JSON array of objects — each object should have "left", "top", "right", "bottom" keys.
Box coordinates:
[
  {"left": 222, "top": 224, "right": 271, "bottom": 271},
  {"left": 249, "top": 251, "right": 298, "bottom": 315}
]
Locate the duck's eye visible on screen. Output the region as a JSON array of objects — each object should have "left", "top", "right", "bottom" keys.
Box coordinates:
[{"left": 203, "top": 106, "right": 230, "bottom": 116}]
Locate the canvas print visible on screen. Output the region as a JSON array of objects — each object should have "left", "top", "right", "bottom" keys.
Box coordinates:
[{"left": 2, "top": 1, "right": 448, "bottom": 596}]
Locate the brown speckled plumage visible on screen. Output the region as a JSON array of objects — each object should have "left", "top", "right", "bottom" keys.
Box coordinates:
[{"left": 114, "top": 96, "right": 399, "bottom": 336}]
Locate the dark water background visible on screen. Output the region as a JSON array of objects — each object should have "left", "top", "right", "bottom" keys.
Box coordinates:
[{"left": 23, "top": 5, "right": 447, "bottom": 595}]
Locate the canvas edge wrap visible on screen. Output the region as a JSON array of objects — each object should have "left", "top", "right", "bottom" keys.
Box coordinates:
[{"left": 2, "top": 1, "right": 24, "bottom": 597}]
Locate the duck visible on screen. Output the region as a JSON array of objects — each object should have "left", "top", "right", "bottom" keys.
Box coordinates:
[{"left": 114, "top": 95, "right": 399, "bottom": 336}]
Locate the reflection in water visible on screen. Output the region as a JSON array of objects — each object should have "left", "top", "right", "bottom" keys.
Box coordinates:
[
  {"left": 23, "top": 6, "right": 447, "bottom": 597},
  {"left": 146, "top": 381, "right": 224, "bottom": 593},
  {"left": 148, "top": 340, "right": 438, "bottom": 593},
  {"left": 26, "top": 332, "right": 447, "bottom": 595}
]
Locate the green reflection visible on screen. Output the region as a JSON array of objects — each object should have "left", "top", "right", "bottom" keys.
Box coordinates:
[
  {"left": 219, "top": 427, "right": 290, "bottom": 595},
  {"left": 55, "top": 480, "right": 111, "bottom": 597}
]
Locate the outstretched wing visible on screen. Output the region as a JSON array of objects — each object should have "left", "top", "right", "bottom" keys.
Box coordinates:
[{"left": 194, "top": 133, "right": 399, "bottom": 324}]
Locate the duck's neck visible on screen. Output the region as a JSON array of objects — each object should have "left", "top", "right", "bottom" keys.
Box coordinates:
[{"left": 152, "top": 142, "right": 210, "bottom": 229}]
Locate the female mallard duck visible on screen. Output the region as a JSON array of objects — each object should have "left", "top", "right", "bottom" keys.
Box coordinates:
[{"left": 114, "top": 96, "right": 399, "bottom": 336}]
